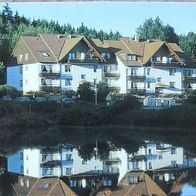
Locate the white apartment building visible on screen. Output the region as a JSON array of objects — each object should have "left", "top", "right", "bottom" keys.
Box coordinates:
[
  {"left": 103, "top": 141, "right": 184, "bottom": 181},
  {"left": 8, "top": 145, "right": 103, "bottom": 178},
  {"left": 7, "top": 34, "right": 196, "bottom": 95}
]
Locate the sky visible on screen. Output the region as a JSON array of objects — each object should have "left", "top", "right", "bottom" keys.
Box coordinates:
[{"left": 0, "top": 2, "right": 196, "bottom": 37}]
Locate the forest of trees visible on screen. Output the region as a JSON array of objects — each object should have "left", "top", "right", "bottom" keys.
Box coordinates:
[{"left": 0, "top": 4, "right": 196, "bottom": 84}]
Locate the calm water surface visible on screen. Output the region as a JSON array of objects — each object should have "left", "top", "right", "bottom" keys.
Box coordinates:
[{"left": 0, "top": 126, "right": 196, "bottom": 195}]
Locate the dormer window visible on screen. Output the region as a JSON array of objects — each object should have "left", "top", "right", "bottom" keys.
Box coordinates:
[
  {"left": 128, "top": 176, "right": 139, "bottom": 184},
  {"left": 156, "top": 56, "right": 162, "bottom": 62},
  {"left": 41, "top": 52, "right": 49, "bottom": 57},
  {"left": 69, "top": 52, "right": 76, "bottom": 60},
  {"left": 102, "top": 52, "right": 110, "bottom": 59},
  {"left": 127, "top": 54, "right": 136, "bottom": 61}
]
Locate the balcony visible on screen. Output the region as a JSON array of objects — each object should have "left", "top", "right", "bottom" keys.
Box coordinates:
[
  {"left": 40, "top": 160, "right": 61, "bottom": 168},
  {"left": 105, "top": 157, "right": 121, "bottom": 165},
  {"left": 104, "top": 72, "right": 120, "bottom": 78},
  {"left": 183, "top": 76, "right": 196, "bottom": 83},
  {"left": 41, "top": 167, "right": 60, "bottom": 177},
  {"left": 151, "top": 61, "right": 180, "bottom": 67},
  {"left": 68, "top": 57, "right": 100, "bottom": 64},
  {"left": 40, "top": 71, "right": 60, "bottom": 79},
  {"left": 41, "top": 154, "right": 60, "bottom": 163},
  {"left": 127, "top": 75, "right": 146, "bottom": 81},
  {"left": 127, "top": 88, "right": 146, "bottom": 95},
  {"left": 108, "top": 86, "right": 120, "bottom": 92},
  {"left": 61, "top": 159, "right": 74, "bottom": 165}
]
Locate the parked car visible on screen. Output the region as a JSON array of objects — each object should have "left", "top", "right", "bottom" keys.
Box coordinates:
[
  {"left": 48, "top": 96, "right": 61, "bottom": 104},
  {"left": 16, "top": 96, "right": 30, "bottom": 102},
  {"left": 62, "top": 97, "right": 75, "bottom": 104},
  {"left": 1, "top": 95, "right": 12, "bottom": 101},
  {"left": 34, "top": 96, "right": 47, "bottom": 102}
]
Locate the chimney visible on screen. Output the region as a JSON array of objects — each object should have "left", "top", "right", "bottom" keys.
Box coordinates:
[{"left": 134, "top": 35, "right": 139, "bottom": 42}]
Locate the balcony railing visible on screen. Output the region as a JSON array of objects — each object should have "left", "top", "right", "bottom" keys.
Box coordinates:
[
  {"left": 61, "top": 159, "right": 74, "bottom": 165},
  {"left": 108, "top": 86, "right": 120, "bottom": 92},
  {"left": 68, "top": 57, "right": 99, "bottom": 64},
  {"left": 104, "top": 72, "right": 120, "bottom": 78},
  {"left": 151, "top": 62, "right": 180, "bottom": 67},
  {"left": 40, "top": 71, "right": 60, "bottom": 79},
  {"left": 127, "top": 88, "right": 146, "bottom": 94},
  {"left": 105, "top": 157, "right": 121, "bottom": 164},
  {"left": 41, "top": 154, "right": 60, "bottom": 163},
  {"left": 41, "top": 167, "right": 60, "bottom": 177},
  {"left": 127, "top": 75, "right": 146, "bottom": 81},
  {"left": 183, "top": 76, "right": 196, "bottom": 83}
]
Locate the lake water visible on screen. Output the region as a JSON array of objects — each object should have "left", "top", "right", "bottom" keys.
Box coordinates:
[{"left": 0, "top": 126, "right": 196, "bottom": 195}]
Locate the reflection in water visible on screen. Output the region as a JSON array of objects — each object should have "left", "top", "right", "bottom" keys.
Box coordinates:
[{"left": 0, "top": 126, "right": 196, "bottom": 195}]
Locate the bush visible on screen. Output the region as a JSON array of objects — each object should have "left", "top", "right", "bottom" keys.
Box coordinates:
[{"left": 0, "top": 85, "right": 22, "bottom": 98}]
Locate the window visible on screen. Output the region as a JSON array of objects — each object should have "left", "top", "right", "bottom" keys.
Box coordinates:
[
  {"left": 147, "top": 68, "right": 150, "bottom": 76},
  {"left": 170, "top": 69, "right": 176, "bottom": 76},
  {"left": 131, "top": 68, "right": 137, "bottom": 76},
  {"left": 148, "top": 149, "right": 152, "bottom": 154},
  {"left": 170, "top": 82, "right": 176, "bottom": 88},
  {"left": 128, "top": 176, "right": 138, "bottom": 184},
  {"left": 20, "top": 178, "right": 24, "bottom": 186},
  {"left": 93, "top": 79, "right": 97, "bottom": 86},
  {"left": 69, "top": 52, "right": 76, "bottom": 59},
  {"left": 82, "top": 160, "right": 87, "bottom": 165},
  {"left": 157, "top": 77, "right": 161, "bottom": 82},
  {"left": 147, "top": 82, "right": 151, "bottom": 89},
  {"left": 171, "top": 148, "right": 176, "bottom": 155},
  {"left": 20, "top": 165, "right": 24, "bottom": 173},
  {"left": 26, "top": 155, "right": 28, "bottom": 161},
  {"left": 70, "top": 180, "right": 77, "bottom": 187},
  {"left": 149, "top": 162, "right": 152, "bottom": 169},
  {"left": 103, "top": 180, "right": 112, "bottom": 187},
  {"left": 20, "top": 66, "right": 23, "bottom": 74},
  {"left": 26, "top": 180, "right": 29, "bottom": 188},
  {"left": 65, "top": 65, "right": 71, "bottom": 72},
  {"left": 25, "top": 66, "right": 28, "bottom": 71},
  {"left": 65, "top": 80, "right": 71, "bottom": 86},
  {"left": 94, "top": 65, "right": 97, "bottom": 72},
  {"left": 102, "top": 52, "right": 110, "bottom": 59},
  {"left": 81, "top": 52, "right": 85, "bottom": 60},
  {"left": 25, "top": 79, "right": 28, "bottom": 85},
  {"left": 66, "top": 154, "right": 72, "bottom": 161},
  {"left": 127, "top": 54, "right": 136, "bottom": 61},
  {"left": 41, "top": 52, "right": 49, "bottom": 57},
  {"left": 66, "top": 168, "right": 72, "bottom": 175},
  {"left": 41, "top": 183, "right": 50, "bottom": 189},
  {"left": 81, "top": 74, "right": 86, "bottom": 80},
  {"left": 20, "top": 152, "right": 23, "bottom": 160},
  {"left": 171, "top": 161, "right": 177, "bottom": 167},
  {"left": 25, "top": 53, "right": 29, "bottom": 60},
  {"left": 188, "top": 69, "right": 193, "bottom": 76},
  {"left": 76, "top": 52, "right": 81, "bottom": 59},
  {"left": 20, "top": 80, "right": 23, "bottom": 87},
  {"left": 131, "top": 82, "right": 137, "bottom": 89},
  {"left": 26, "top": 168, "right": 29, "bottom": 174},
  {"left": 156, "top": 56, "right": 162, "bottom": 62},
  {"left": 159, "top": 155, "right": 163, "bottom": 159},
  {"left": 19, "top": 54, "right": 23, "bottom": 61}
]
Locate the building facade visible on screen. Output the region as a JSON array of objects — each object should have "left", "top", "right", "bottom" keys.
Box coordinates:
[
  {"left": 7, "top": 34, "right": 196, "bottom": 95},
  {"left": 103, "top": 141, "right": 184, "bottom": 181},
  {"left": 7, "top": 145, "right": 103, "bottom": 178}
]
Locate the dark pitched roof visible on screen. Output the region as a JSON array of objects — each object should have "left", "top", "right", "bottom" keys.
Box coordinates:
[
  {"left": 28, "top": 177, "right": 77, "bottom": 196},
  {"left": 111, "top": 172, "right": 167, "bottom": 196},
  {"left": 21, "top": 36, "right": 57, "bottom": 63}
]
